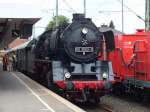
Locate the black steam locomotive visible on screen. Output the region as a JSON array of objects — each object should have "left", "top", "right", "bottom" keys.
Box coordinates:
[{"left": 15, "top": 14, "right": 115, "bottom": 103}]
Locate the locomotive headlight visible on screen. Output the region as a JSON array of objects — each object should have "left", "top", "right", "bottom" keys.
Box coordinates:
[
  {"left": 102, "top": 72, "right": 108, "bottom": 79},
  {"left": 65, "top": 72, "right": 71, "bottom": 79},
  {"left": 82, "top": 27, "right": 88, "bottom": 34}
]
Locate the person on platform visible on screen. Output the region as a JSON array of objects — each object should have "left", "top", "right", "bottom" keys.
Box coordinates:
[
  {"left": 2, "top": 54, "right": 8, "bottom": 71},
  {"left": 8, "top": 54, "right": 13, "bottom": 71}
]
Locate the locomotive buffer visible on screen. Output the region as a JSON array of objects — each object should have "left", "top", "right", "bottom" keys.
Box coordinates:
[{"left": 0, "top": 65, "right": 85, "bottom": 112}]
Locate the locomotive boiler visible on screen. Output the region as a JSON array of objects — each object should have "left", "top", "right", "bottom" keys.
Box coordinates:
[{"left": 16, "top": 14, "right": 115, "bottom": 103}]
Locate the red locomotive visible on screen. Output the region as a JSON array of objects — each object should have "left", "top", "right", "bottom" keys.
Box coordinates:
[{"left": 108, "top": 29, "right": 150, "bottom": 100}]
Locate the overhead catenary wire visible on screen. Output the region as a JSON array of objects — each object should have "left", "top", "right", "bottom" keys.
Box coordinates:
[
  {"left": 42, "top": 0, "right": 76, "bottom": 13},
  {"left": 61, "top": 0, "right": 76, "bottom": 13},
  {"left": 116, "top": 0, "right": 145, "bottom": 22}
]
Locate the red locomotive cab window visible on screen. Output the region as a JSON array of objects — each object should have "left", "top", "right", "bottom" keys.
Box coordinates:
[{"left": 134, "top": 41, "right": 146, "bottom": 52}]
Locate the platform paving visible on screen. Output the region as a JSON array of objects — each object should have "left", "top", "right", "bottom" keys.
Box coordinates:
[{"left": 0, "top": 65, "right": 85, "bottom": 112}]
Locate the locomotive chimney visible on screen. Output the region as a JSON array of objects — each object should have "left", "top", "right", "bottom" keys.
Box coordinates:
[{"left": 72, "top": 13, "right": 85, "bottom": 21}]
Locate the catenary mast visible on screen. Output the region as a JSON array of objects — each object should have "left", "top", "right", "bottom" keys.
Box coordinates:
[
  {"left": 56, "top": 0, "right": 58, "bottom": 27},
  {"left": 146, "top": 0, "right": 150, "bottom": 30}
]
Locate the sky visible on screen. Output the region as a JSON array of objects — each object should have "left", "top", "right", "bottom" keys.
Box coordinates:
[{"left": 0, "top": 0, "right": 145, "bottom": 36}]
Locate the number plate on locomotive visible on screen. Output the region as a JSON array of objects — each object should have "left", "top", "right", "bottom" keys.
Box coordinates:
[{"left": 75, "top": 47, "right": 94, "bottom": 52}]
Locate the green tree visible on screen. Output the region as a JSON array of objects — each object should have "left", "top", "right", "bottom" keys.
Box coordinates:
[{"left": 46, "top": 15, "right": 69, "bottom": 30}]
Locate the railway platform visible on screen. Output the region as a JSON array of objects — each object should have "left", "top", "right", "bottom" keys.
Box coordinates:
[{"left": 0, "top": 66, "right": 85, "bottom": 112}]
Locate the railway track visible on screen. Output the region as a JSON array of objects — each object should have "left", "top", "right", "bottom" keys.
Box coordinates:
[
  {"left": 81, "top": 95, "right": 150, "bottom": 112},
  {"left": 79, "top": 102, "right": 114, "bottom": 112},
  {"left": 100, "top": 104, "right": 114, "bottom": 112}
]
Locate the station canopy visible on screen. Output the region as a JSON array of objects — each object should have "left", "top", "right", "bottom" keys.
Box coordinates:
[
  {"left": 0, "top": 18, "right": 40, "bottom": 37},
  {"left": 0, "top": 18, "right": 40, "bottom": 49},
  {"left": 0, "top": 3, "right": 42, "bottom": 49}
]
